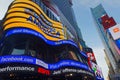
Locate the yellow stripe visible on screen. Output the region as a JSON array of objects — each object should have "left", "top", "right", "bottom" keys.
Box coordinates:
[
  {"left": 11, "top": 0, "right": 61, "bottom": 25},
  {"left": 4, "top": 17, "right": 64, "bottom": 36},
  {"left": 4, "top": 22, "right": 65, "bottom": 40},
  {"left": 9, "top": 3, "right": 62, "bottom": 27},
  {"left": 7, "top": 7, "right": 63, "bottom": 29},
  {"left": 4, "top": 17, "right": 30, "bottom": 26},
  {"left": 5, "top": 12, "right": 63, "bottom": 30},
  {"left": 6, "top": 12, "right": 30, "bottom": 19}
]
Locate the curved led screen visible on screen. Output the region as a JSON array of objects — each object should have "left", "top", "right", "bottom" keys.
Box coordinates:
[
  {"left": 3, "top": 0, "right": 65, "bottom": 41},
  {"left": 0, "top": 55, "right": 93, "bottom": 76},
  {"left": 5, "top": 28, "right": 87, "bottom": 57},
  {"left": 0, "top": 55, "right": 90, "bottom": 71}
]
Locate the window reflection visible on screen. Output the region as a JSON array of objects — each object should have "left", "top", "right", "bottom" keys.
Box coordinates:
[{"left": 11, "top": 49, "right": 25, "bottom": 55}]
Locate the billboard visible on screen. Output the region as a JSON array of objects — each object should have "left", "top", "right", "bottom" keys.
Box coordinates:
[
  {"left": 51, "top": 68, "right": 94, "bottom": 77},
  {"left": 3, "top": 0, "right": 65, "bottom": 41},
  {"left": 87, "top": 52, "right": 96, "bottom": 62},
  {"left": 91, "top": 62, "right": 104, "bottom": 79},
  {"left": 0, "top": 55, "right": 90, "bottom": 71},
  {"left": 100, "top": 14, "right": 116, "bottom": 30},
  {"left": 109, "top": 24, "right": 120, "bottom": 40}
]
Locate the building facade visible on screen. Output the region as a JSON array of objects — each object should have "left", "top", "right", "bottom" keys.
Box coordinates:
[
  {"left": 52, "top": 0, "right": 86, "bottom": 48},
  {"left": 91, "top": 4, "right": 120, "bottom": 80},
  {"left": 0, "top": 0, "right": 95, "bottom": 80}
]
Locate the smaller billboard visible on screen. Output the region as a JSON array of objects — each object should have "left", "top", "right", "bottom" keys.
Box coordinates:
[
  {"left": 91, "top": 62, "right": 104, "bottom": 79},
  {"left": 100, "top": 14, "right": 116, "bottom": 30},
  {"left": 109, "top": 24, "right": 120, "bottom": 40},
  {"left": 87, "top": 52, "right": 96, "bottom": 62},
  {"left": 115, "top": 39, "right": 120, "bottom": 49},
  {"left": 51, "top": 68, "right": 94, "bottom": 77}
]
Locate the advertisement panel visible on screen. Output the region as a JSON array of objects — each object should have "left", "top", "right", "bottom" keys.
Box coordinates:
[
  {"left": 0, "top": 65, "right": 36, "bottom": 73},
  {"left": 87, "top": 52, "right": 96, "bottom": 62},
  {"left": 0, "top": 55, "right": 90, "bottom": 71},
  {"left": 0, "top": 64, "right": 50, "bottom": 75},
  {"left": 51, "top": 68, "right": 94, "bottom": 77},
  {"left": 100, "top": 14, "right": 116, "bottom": 30},
  {"left": 91, "top": 62, "right": 104, "bottom": 79},
  {"left": 0, "top": 55, "right": 93, "bottom": 76},
  {"left": 109, "top": 24, "right": 120, "bottom": 40},
  {"left": 3, "top": 0, "right": 65, "bottom": 41}
]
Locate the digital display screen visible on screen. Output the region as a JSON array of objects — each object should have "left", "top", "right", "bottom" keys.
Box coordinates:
[
  {"left": 5, "top": 28, "right": 87, "bottom": 57},
  {"left": 0, "top": 55, "right": 90, "bottom": 71}
]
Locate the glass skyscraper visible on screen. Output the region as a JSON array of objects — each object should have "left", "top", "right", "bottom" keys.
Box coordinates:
[
  {"left": 91, "top": 4, "right": 120, "bottom": 80},
  {"left": 52, "top": 0, "right": 86, "bottom": 48}
]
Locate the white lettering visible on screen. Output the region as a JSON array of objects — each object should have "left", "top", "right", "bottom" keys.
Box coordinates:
[
  {"left": 0, "top": 66, "right": 35, "bottom": 72},
  {"left": 1, "top": 57, "right": 23, "bottom": 62},
  {"left": 52, "top": 68, "right": 94, "bottom": 76}
]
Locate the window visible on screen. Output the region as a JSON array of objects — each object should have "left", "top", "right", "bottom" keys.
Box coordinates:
[
  {"left": 68, "top": 51, "right": 78, "bottom": 61},
  {"left": 11, "top": 49, "right": 25, "bottom": 55},
  {"left": 0, "top": 40, "right": 26, "bottom": 56},
  {"left": 54, "top": 46, "right": 80, "bottom": 62}
]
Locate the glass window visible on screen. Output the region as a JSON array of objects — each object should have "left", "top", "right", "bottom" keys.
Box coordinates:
[
  {"left": 68, "top": 51, "right": 78, "bottom": 61},
  {"left": 76, "top": 53, "right": 83, "bottom": 63},
  {"left": 43, "top": 4, "right": 47, "bottom": 14},
  {"left": 54, "top": 46, "right": 80, "bottom": 62},
  {"left": 11, "top": 49, "right": 25, "bottom": 55},
  {"left": 0, "top": 43, "right": 11, "bottom": 55},
  {"left": 40, "top": 1, "right": 44, "bottom": 10},
  {"left": 0, "top": 40, "right": 26, "bottom": 56},
  {"left": 32, "top": 0, "right": 35, "bottom": 3}
]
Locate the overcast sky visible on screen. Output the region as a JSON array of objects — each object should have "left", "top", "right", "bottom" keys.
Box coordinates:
[{"left": 0, "top": 0, "right": 120, "bottom": 80}]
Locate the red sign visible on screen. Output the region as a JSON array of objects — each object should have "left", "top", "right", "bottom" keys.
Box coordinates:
[
  {"left": 87, "top": 52, "right": 96, "bottom": 62},
  {"left": 101, "top": 14, "right": 116, "bottom": 30},
  {"left": 38, "top": 67, "right": 50, "bottom": 75}
]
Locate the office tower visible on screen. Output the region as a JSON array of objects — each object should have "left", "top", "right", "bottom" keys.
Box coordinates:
[
  {"left": 0, "top": 0, "right": 95, "bottom": 80},
  {"left": 91, "top": 4, "right": 120, "bottom": 80},
  {"left": 52, "top": 0, "right": 86, "bottom": 48}
]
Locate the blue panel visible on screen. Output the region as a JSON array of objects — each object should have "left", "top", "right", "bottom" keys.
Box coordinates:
[
  {"left": 115, "top": 39, "right": 120, "bottom": 49},
  {"left": 0, "top": 55, "right": 36, "bottom": 64},
  {"left": 0, "top": 55, "right": 92, "bottom": 72}
]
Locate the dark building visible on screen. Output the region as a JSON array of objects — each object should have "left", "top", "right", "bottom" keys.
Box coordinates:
[{"left": 0, "top": 0, "right": 95, "bottom": 80}]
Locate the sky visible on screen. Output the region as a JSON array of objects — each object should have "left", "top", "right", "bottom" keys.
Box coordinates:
[
  {"left": 0, "top": 0, "right": 120, "bottom": 80},
  {"left": 73, "top": 0, "right": 120, "bottom": 80}
]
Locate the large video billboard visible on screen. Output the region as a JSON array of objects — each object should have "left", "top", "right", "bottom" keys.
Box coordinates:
[{"left": 3, "top": 0, "right": 65, "bottom": 41}]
